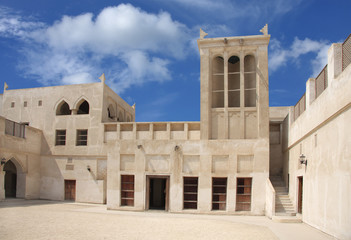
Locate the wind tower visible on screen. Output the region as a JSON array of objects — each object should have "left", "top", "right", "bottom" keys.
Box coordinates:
[{"left": 197, "top": 25, "right": 270, "bottom": 140}]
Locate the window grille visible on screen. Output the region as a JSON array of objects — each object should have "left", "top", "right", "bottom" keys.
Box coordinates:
[
  {"left": 5, "top": 119, "right": 25, "bottom": 138},
  {"left": 315, "top": 65, "right": 328, "bottom": 99},
  {"left": 76, "top": 129, "right": 88, "bottom": 146},
  {"left": 55, "top": 130, "right": 66, "bottom": 145},
  {"left": 121, "top": 175, "right": 134, "bottom": 206},
  {"left": 236, "top": 178, "right": 252, "bottom": 211},
  {"left": 343, "top": 34, "right": 351, "bottom": 71},
  {"left": 212, "top": 177, "right": 227, "bottom": 210},
  {"left": 293, "top": 94, "right": 306, "bottom": 121},
  {"left": 183, "top": 177, "right": 198, "bottom": 209}
]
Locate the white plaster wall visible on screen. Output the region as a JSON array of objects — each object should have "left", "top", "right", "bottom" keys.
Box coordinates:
[
  {"left": 0, "top": 117, "right": 42, "bottom": 200},
  {"left": 288, "top": 108, "right": 351, "bottom": 239},
  {"left": 40, "top": 156, "right": 106, "bottom": 203},
  {"left": 107, "top": 138, "right": 269, "bottom": 215},
  {"left": 285, "top": 44, "right": 351, "bottom": 239}
]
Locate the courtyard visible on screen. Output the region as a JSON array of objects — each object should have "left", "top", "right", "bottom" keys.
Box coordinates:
[{"left": 0, "top": 199, "right": 333, "bottom": 240}]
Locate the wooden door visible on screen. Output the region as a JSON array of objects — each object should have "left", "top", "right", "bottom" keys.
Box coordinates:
[
  {"left": 298, "top": 177, "right": 303, "bottom": 214},
  {"left": 65, "top": 180, "right": 76, "bottom": 201}
]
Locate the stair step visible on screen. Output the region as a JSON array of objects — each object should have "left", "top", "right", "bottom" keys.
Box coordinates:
[
  {"left": 270, "top": 176, "right": 298, "bottom": 218},
  {"left": 276, "top": 203, "right": 294, "bottom": 207},
  {"left": 272, "top": 215, "right": 301, "bottom": 223}
]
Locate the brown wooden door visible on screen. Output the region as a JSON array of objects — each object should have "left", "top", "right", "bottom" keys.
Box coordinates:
[
  {"left": 298, "top": 177, "right": 303, "bottom": 214},
  {"left": 65, "top": 180, "right": 76, "bottom": 201}
]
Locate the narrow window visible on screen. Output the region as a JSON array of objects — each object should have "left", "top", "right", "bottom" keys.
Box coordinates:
[
  {"left": 11, "top": 102, "right": 15, "bottom": 108},
  {"left": 126, "top": 116, "right": 131, "bottom": 122},
  {"left": 183, "top": 177, "right": 198, "bottom": 209},
  {"left": 118, "top": 111, "right": 124, "bottom": 122},
  {"left": 228, "top": 56, "right": 240, "bottom": 107},
  {"left": 76, "top": 129, "right": 88, "bottom": 146},
  {"left": 38, "top": 100, "right": 42, "bottom": 106},
  {"left": 212, "top": 56, "right": 224, "bottom": 108},
  {"left": 107, "top": 104, "right": 116, "bottom": 119},
  {"left": 244, "top": 55, "right": 256, "bottom": 107},
  {"left": 212, "top": 177, "right": 227, "bottom": 210},
  {"left": 56, "top": 101, "right": 71, "bottom": 115},
  {"left": 77, "top": 100, "right": 89, "bottom": 114},
  {"left": 236, "top": 178, "right": 252, "bottom": 211},
  {"left": 55, "top": 130, "right": 66, "bottom": 146},
  {"left": 121, "top": 175, "right": 134, "bottom": 206},
  {"left": 24, "top": 101, "right": 27, "bottom": 107}
]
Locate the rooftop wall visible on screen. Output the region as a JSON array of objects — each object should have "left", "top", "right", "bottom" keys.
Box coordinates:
[
  {"left": 104, "top": 122, "right": 201, "bottom": 141},
  {"left": 285, "top": 36, "right": 351, "bottom": 239}
]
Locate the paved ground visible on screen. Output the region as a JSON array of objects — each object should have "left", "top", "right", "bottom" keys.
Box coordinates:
[{"left": 0, "top": 199, "right": 334, "bottom": 240}]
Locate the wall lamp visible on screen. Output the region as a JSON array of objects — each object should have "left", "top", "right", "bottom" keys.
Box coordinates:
[
  {"left": 299, "top": 154, "right": 307, "bottom": 166},
  {"left": 87, "top": 165, "right": 91, "bottom": 172},
  {"left": 137, "top": 145, "right": 142, "bottom": 149},
  {"left": 1, "top": 158, "right": 6, "bottom": 166},
  {"left": 174, "top": 145, "right": 180, "bottom": 151}
]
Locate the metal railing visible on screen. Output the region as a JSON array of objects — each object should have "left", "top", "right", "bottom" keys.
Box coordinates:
[
  {"left": 343, "top": 34, "right": 351, "bottom": 71},
  {"left": 293, "top": 94, "right": 306, "bottom": 121},
  {"left": 5, "top": 119, "right": 26, "bottom": 138},
  {"left": 315, "top": 65, "right": 328, "bottom": 99}
]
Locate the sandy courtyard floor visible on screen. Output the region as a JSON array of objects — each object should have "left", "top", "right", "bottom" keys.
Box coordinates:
[{"left": 0, "top": 199, "right": 334, "bottom": 240}]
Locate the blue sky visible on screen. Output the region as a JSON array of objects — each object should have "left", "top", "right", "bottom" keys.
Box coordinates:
[{"left": 0, "top": 0, "right": 350, "bottom": 122}]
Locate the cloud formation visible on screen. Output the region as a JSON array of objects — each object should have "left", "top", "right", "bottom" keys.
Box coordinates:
[
  {"left": 166, "top": 0, "right": 303, "bottom": 20},
  {"left": 269, "top": 37, "right": 330, "bottom": 77},
  {"left": 0, "top": 4, "right": 191, "bottom": 93}
]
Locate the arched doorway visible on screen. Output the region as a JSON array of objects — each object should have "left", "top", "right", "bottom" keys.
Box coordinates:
[{"left": 4, "top": 160, "right": 17, "bottom": 198}]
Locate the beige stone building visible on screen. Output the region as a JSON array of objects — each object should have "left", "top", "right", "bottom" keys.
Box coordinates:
[{"left": 0, "top": 27, "right": 350, "bottom": 239}]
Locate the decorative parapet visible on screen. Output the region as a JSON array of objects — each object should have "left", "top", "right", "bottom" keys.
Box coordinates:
[
  {"left": 104, "top": 122, "right": 201, "bottom": 141},
  {"left": 5, "top": 119, "right": 26, "bottom": 138},
  {"left": 292, "top": 33, "right": 351, "bottom": 123},
  {"left": 342, "top": 34, "right": 351, "bottom": 71}
]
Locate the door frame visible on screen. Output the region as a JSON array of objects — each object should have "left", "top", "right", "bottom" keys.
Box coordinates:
[
  {"left": 146, "top": 175, "right": 170, "bottom": 211},
  {"left": 64, "top": 179, "right": 76, "bottom": 201},
  {"left": 297, "top": 176, "right": 303, "bottom": 214}
]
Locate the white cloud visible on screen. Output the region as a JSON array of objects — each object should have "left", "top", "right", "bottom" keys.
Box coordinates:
[
  {"left": 112, "top": 51, "right": 171, "bottom": 92},
  {"left": 45, "top": 5, "right": 189, "bottom": 58},
  {"left": 269, "top": 37, "right": 330, "bottom": 77},
  {"left": 165, "top": 0, "right": 303, "bottom": 20},
  {"left": 0, "top": 7, "right": 45, "bottom": 39},
  {"left": 62, "top": 73, "right": 95, "bottom": 85},
  {"left": 0, "top": 4, "right": 191, "bottom": 92}
]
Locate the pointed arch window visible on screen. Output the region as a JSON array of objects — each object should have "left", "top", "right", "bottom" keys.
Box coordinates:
[
  {"left": 118, "top": 111, "right": 124, "bottom": 122},
  {"left": 77, "top": 100, "right": 89, "bottom": 114},
  {"left": 244, "top": 55, "right": 256, "bottom": 107},
  {"left": 228, "top": 56, "right": 240, "bottom": 107},
  {"left": 56, "top": 101, "right": 71, "bottom": 115},
  {"left": 212, "top": 56, "right": 224, "bottom": 108},
  {"left": 108, "top": 104, "right": 116, "bottom": 119}
]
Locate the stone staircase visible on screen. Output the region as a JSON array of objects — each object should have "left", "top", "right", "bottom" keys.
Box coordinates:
[{"left": 270, "top": 176, "right": 301, "bottom": 223}]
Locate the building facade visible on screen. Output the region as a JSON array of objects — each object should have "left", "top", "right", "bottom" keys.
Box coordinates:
[{"left": 0, "top": 28, "right": 350, "bottom": 239}]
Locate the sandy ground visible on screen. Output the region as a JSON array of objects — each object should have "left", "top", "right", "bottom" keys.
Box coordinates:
[{"left": 0, "top": 199, "right": 334, "bottom": 240}]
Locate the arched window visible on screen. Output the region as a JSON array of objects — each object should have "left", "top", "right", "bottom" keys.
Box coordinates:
[
  {"left": 117, "top": 111, "right": 124, "bottom": 122},
  {"left": 56, "top": 101, "right": 71, "bottom": 115},
  {"left": 77, "top": 100, "right": 89, "bottom": 114},
  {"left": 212, "top": 56, "right": 224, "bottom": 108},
  {"left": 228, "top": 56, "right": 240, "bottom": 107},
  {"left": 244, "top": 55, "right": 256, "bottom": 107},
  {"left": 107, "top": 104, "right": 116, "bottom": 119}
]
